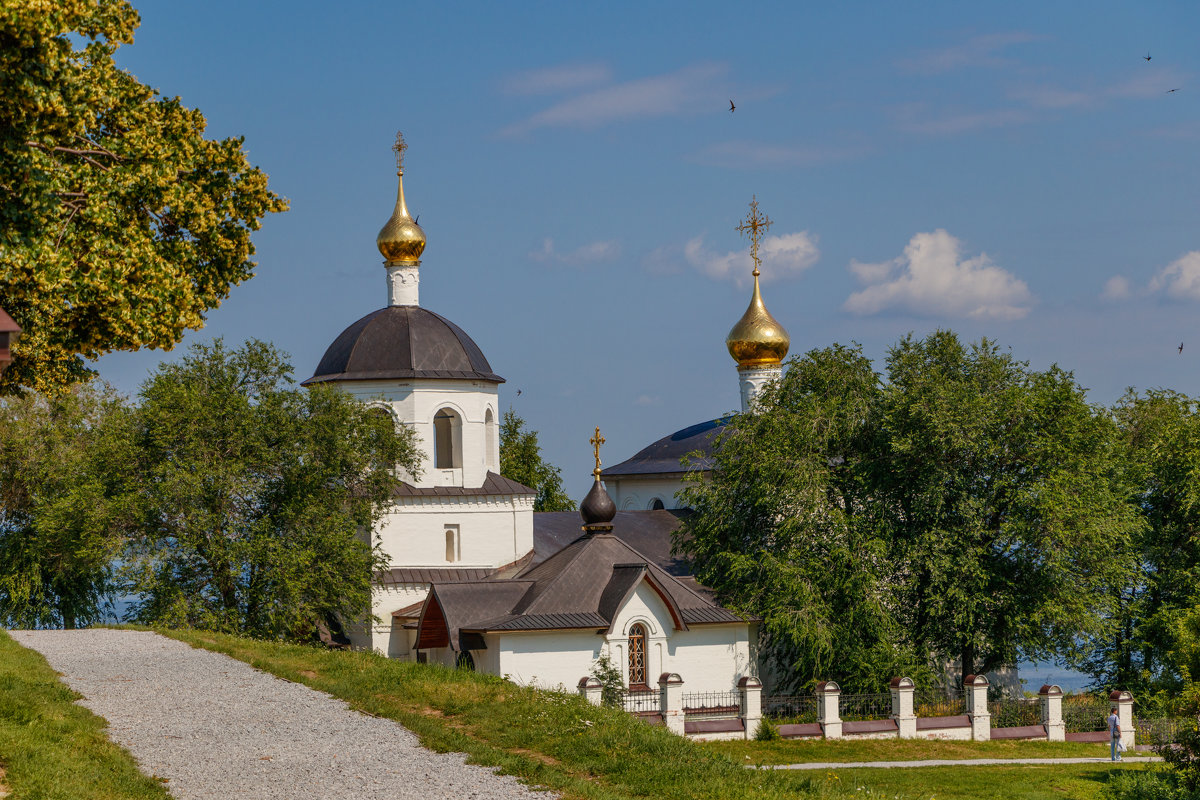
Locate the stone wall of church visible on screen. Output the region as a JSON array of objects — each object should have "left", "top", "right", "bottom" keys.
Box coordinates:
[
  {"left": 607, "top": 477, "right": 687, "bottom": 511},
  {"left": 375, "top": 495, "right": 534, "bottom": 569},
  {"left": 336, "top": 378, "right": 501, "bottom": 489}
]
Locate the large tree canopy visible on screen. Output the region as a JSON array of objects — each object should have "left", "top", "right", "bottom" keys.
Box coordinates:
[
  {"left": 679, "top": 344, "right": 922, "bottom": 692},
  {"left": 680, "top": 331, "right": 1142, "bottom": 690},
  {"left": 118, "top": 340, "right": 419, "bottom": 639},
  {"left": 1078, "top": 389, "right": 1200, "bottom": 692},
  {"left": 877, "top": 332, "right": 1141, "bottom": 679},
  {"left": 0, "top": 1, "right": 286, "bottom": 392},
  {"left": 0, "top": 382, "right": 126, "bottom": 628}
]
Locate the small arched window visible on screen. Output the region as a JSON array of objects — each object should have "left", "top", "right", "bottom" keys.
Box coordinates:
[
  {"left": 649, "top": 498, "right": 665, "bottom": 510},
  {"left": 434, "top": 409, "right": 459, "bottom": 469},
  {"left": 628, "top": 623, "right": 647, "bottom": 687},
  {"left": 445, "top": 526, "right": 460, "bottom": 563},
  {"left": 485, "top": 408, "right": 496, "bottom": 470}
]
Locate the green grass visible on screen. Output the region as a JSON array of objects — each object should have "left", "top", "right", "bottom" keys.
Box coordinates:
[
  {"left": 0, "top": 630, "right": 172, "bottom": 800},
  {"left": 707, "top": 736, "right": 1115, "bottom": 764},
  {"left": 157, "top": 627, "right": 1155, "bottom": 800}
]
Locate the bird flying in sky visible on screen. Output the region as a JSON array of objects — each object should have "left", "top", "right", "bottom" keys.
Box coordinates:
[
  {"left": 1145, "top": 52, "right": 1153, "bottom": 61},
  {"left": 1179, "top": 342, "right": 1184, "bottom": 354},
  {"left": 1167, "top": 88, "right": 1180, "bottom": 93},
  {"left": 729, "top": 99, "right": 735, "bottom": 113}
]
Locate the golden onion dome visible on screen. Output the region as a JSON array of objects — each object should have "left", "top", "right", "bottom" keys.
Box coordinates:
[
  {"left": 376, "top": 133, "right": 426, "bottom": 265},
  {"left": 726, "top": 272, "right": 790, "bottom": 367}
]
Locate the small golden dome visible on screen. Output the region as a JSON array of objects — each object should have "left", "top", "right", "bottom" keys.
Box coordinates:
[
  {"left": 376, "top": 171, "right": 426, "bottom": 264},
  {"left": 726, "top": 272, "right": 790, "bottom": 367},
  {"left": 376, "top": 133, "right": 425, "bottom": 265}
]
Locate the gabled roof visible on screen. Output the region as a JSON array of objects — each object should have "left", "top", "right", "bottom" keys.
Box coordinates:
[
  {"left": 414, "top": 531, "right": 750, "bottom": 651},
  {"left": 532, "top": 510, "right": 691, "bottom": 575}
]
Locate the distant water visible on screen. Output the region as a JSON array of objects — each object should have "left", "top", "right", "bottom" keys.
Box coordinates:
[{"left": 1019, "top": 661, "right": 1093, "bottom": 693}]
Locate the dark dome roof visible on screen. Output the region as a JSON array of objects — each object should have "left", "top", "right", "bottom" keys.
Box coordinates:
[
  {"left": 304, "top": 306, "right": 503, "bottom": 385},
  {"left": 601, "top": 417, "right": 730, "bottom": 478}
]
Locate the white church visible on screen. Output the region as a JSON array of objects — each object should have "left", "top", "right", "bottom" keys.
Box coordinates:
[{"left": 302, "top": 136, "right": 781, "bottom": 694}]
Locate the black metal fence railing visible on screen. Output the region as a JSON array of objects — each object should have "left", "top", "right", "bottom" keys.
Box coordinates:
[
  {"left": 682, "top": 690, "right": 740, "bottom": 720},
  {"left": 839, "top": 692, "right": 892, "bottom": 722},
  {"left": 989, "top": 697, "right": 1040, "bottom": 728},
  {"left": 915, "top": 688, "right": 966, "bottom": 718},
  {"left": 1062, "top": 695, "right": 1111, "bottom": 733},
  {"left": 1136, "top": 717, "right": 1189, "bottom": 746},
  {"left": 621, "top": 689, "right": 659, "bottom": 714},
  {"left": 762, "top": 694, "right": 818, "bottom": 724}
]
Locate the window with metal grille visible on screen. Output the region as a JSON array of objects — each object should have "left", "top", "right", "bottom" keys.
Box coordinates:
[{"left": 628, "top": 623, "right": 647, "bottom": 687}]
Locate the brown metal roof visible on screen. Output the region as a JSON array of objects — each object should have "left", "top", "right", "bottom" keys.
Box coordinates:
[
  {"left": 393, "top": 472, "right": 535, "bottom": 498},
  {"left": 413, "top": 530, "right": 751, "bottom": 649},
  {"left": 304, "top": 306, "right": 504, "bottom": 385},
  {"left": 532, "top": 509, "right": 692, "bottom": 575},
  {"left": 600, "top": 418, "right": 729, "bottom": 477},
  {"left": 377, "top": 567, "right": 495, "bottom": 586}
]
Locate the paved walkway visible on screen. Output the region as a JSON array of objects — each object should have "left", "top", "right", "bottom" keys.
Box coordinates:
[{"left": 757, "top": 756, "right": 1162, "bottom": 770}]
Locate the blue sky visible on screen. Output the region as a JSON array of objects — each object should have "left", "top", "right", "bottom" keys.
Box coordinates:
[{"left": 96, "top": 1, "right": 1200, "bottom": 502}]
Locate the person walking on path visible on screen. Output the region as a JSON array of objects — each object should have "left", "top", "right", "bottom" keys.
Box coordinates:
[{"left": 1108, "top": 706, "right": 1122, "bottom": 762}]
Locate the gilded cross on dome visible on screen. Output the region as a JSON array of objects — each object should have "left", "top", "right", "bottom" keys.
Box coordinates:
[
  {"left": 735, "top": 196, "right": 773, "bottom": 277},
  {"left": 590, "top": 427, "right": 605, "bottom": 477},
  {"left": 391, "top": 131, "right": 407, "bottom": 173}
]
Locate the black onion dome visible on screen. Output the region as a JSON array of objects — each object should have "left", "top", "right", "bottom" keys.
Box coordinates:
[
  {"left": 303, "top": 306, "right": 504, "bottom": 385},
  {"left": 601, "top": 417, "right": 729, "bottom": 478},
  {"left": 580, "top": 478, "right": 616, "bottom": 527}
]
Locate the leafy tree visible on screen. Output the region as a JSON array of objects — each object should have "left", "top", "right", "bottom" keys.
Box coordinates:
[
  {"left": 1079, "top": 390, "right": 1200, "bottom": 691},
  {"left": 118, "top": 339, "right": 419, "bottom": 639},
  {"left": 679, "top": 344, "right": 923, "bottom": 692},
  {"left": 499, "top": 408, "right": 576, "bottom": 512},
  {"left": 877, "top": 331, "right": 1141, "bottom": 680},
  {"left": 0, "top": 383, "right": 126, "bottom": 628},
  {"left": 0, "top": 1, "right": 287, "bottom": 393}
]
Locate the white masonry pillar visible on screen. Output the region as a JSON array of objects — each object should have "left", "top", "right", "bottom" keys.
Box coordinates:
[
  {"left": 890, "top": 677, "right": 917, "bottom": 739},
  {"left": 1040, "top": 684, "right": 1064, "bottom": 741},
  {"left": 738, "top": 364, "right": 782, "bottom": 412},
  {"left": 816, "top": 680, "right": 842, "bottom": 739},
  {"left": 965, "top": 674, "right": 991, "bottom": 741},
  {"left": 387, "top": 264, "right": 420, "bottom": 306},
  {"left": 1111, "top": 690, "right": 1135, "bottom": 750}
]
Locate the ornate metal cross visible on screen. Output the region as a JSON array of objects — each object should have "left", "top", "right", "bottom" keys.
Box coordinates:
[
  {"left": 392, "top": 131, "right": 407, "bottom": 173},
  {"left": 590, "top": 426, "right": 605, "bottom": 476},
  {"left": 735, "top": 195, "right": 772, "bottom": 277}
]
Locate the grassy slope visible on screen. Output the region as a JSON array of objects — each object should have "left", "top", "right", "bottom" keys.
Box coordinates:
[
  {"left": 706, "top": 737, "right": 1114, "bottom": 764},
  {"left": 0, "top": 631, "right": 171, "bottom": 800},
  {"left": 160, "top": 628, "right": 1151, "bottom": 800}
]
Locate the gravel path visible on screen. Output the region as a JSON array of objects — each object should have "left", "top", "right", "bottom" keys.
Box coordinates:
[{"left": 11, "top": 629, "right": 554, "bottom": 800}]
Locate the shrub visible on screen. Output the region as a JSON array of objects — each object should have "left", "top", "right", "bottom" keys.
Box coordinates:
[{"left": 755, "top": 718, "right": 780, "bottom": 741}]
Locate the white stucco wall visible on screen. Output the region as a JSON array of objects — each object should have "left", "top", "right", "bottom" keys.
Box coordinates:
[
  {"left": 375, "top": 495, "right": 534, "bottom": 570},
  {"left": 464, "top": 580, "right": 756, "bottom": 694},
  {"left": 335, "top": 378, "right": 501, "bottom": 489},
  {"left": 607, "top": 477, "right": 688, "bottom": 511}
]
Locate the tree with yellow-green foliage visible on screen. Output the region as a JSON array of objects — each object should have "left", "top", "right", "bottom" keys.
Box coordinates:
[{"left": 0, "top": 0, "right": 287, "bottom": 393}]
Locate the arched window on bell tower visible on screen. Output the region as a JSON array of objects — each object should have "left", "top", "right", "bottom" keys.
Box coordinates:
[
  {"left": 485, "top": 407, "right": 496, "bottom": 471},
  {"left": 433, "top": 408, "right": 461, "bottom": 469}
]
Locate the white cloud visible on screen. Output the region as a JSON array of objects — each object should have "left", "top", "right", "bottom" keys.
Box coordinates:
[
  {"left": 684, "top": 231, "right": 819, "bottom": 285},
  {"left": 530, "top": 238, "right": 620, "bottom": 266},
  {"left": 1148, "top": 252, "right": 1200, "bottom": 300},
  {"left": 501, "top": 62, "right": 728, "bottom": 135},
  {"left": 501, "top": 63, "right": 612, "bottom": 96},
  {"left": 844, "top": 229, "right": 1033, "bottom": 320},
  {"left": 695, "top": 140, "right": 869, "bottom": 169},
  {"left": 899, "top": 32, "right": 1040, "bottom": 75},
  {"left": 893, "top": 104, "right": 1032, "bottom": 136},
  {"left": 1102, "top": 275, "right": 1132, "bottom": 301}
]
